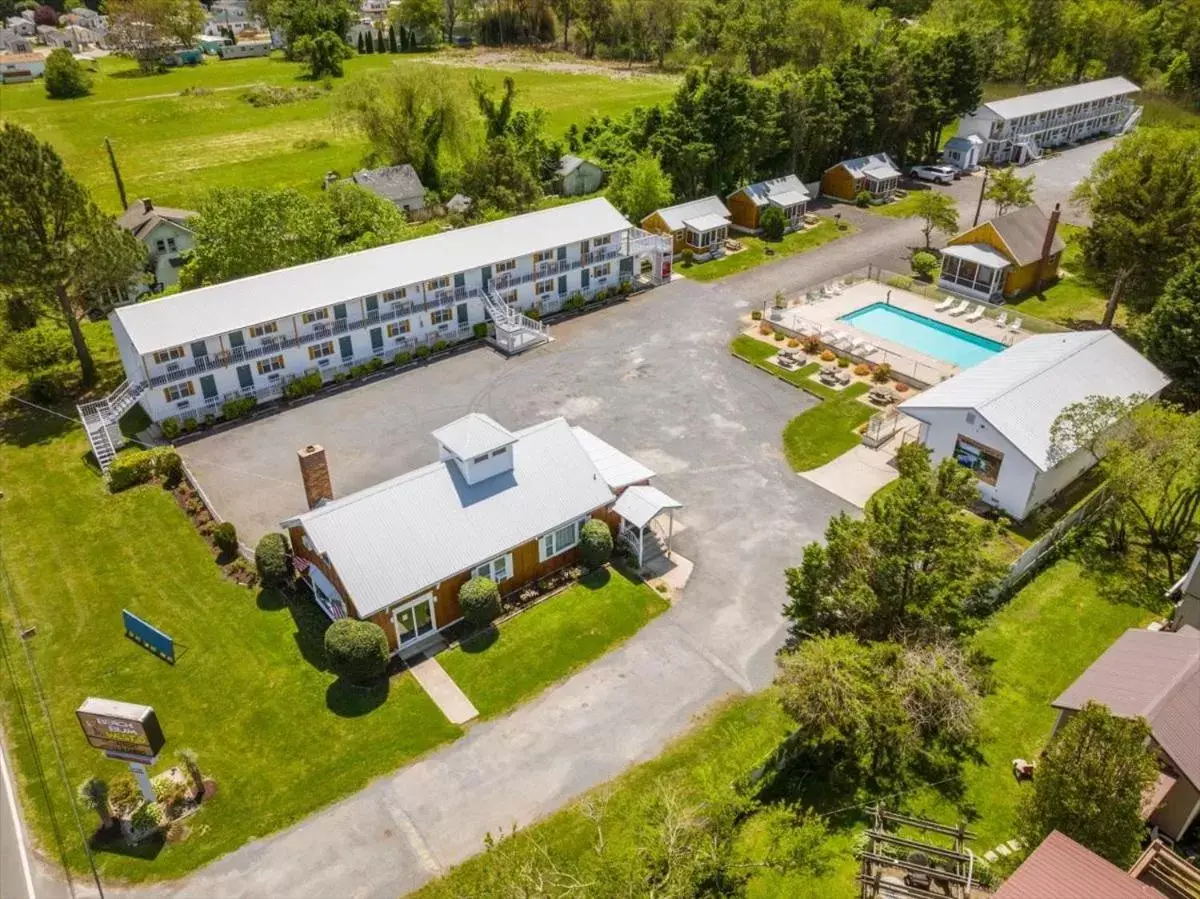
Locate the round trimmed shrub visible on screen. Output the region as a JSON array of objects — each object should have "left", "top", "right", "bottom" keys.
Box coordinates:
[
  {"left": 820, "top": 349, "right": 836, "bottom": 362},
  {"left": 213, "top": 521, "right": 238, "bottom": 554},
  {"left": 255, "top": 532, "right": 292, "bottom": 587},
  {"left": 854, "top": 190, "right": 872, "bottom": 208},
  {"left": 459, "top": 576, "right": 501, "bottom": 627},
  {"left": 324, "top": 618, "right": 388, "bottom": 683},
  {"left": 579, "top": 519, "right": 613, "bottom": 569},
  {"left": 911, "top": 250, "right": 939, "bottom": 280},
  {"left": 760, "top": 204, "right": 787, "bottom": 241}
]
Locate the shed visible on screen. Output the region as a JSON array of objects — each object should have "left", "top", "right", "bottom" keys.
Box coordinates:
[
  {"left": 347, "top": 164, "right": 425, "bottom": 212},
  {"left": 558, "top": 155, "right": 604, "bottom": 196}
]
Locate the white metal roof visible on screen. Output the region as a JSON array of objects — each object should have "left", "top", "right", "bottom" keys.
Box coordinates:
[
  {"left": 651, "top": 196, "right": 730, "bottom": 232},
  {"left": 570, "top": 426, "right": 654, "bottom": 490},
  {"left": 285, "top": 417, "right": 618, "bottom": 617},
  {"left": 863, "top": 161, "right": 901, "bottom": 180},
  {"left": 731, "top": 175, "right": 811, "bottom": 207},
  {"left": 431, "top": 413, "right": 515, "bottom": 459},
  {"left": 112, "top": 197, "right": 632, "bottom": 355},
  {"left": 768, "top": 189, "right": 809, "bottom": 207},
  {"left": 982, "top": 77, "right": 1139, "bottom": 121},
  {"left": 900, "top": 331, "right": 1168, "bottom": 471},
  {"left": 940, "top": 243, "right": 1013, "bottom": 269},
  {"left": 834, "top": 152, "right": 900, "bottom": 180},
  {"left": 683, "top": 212, "right": 729, "bottom": 232},
  {"left": 612, "top": 485, "right": 682, "bottom": 530}
]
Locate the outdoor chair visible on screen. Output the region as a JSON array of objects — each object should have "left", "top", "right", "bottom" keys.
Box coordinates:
[
  {"left": 948, "top": 300, "right": 970, "bottom": 316},
  {"left": 934, "top": 297, "right": 955, "bottom": 312},
  {"left": 1010, "top": 317, "right": 1023, "bottom": 332},
  {"left": 965, "top": 304, "right": 985, "bottom": 322},
  {"left": 995, "top": 311, "right": 1008, "bottom": 328}
]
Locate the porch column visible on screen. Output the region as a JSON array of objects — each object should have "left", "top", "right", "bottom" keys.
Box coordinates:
[
  {"left": 666, "top": 509, "right": 674, "bottom": 558},
  {"left": 638, "top": 526, "right": 645, "bottom": 569}
]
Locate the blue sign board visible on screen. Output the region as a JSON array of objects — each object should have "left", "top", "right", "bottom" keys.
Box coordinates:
[{"left": 122, "top": 610, "right": 175, "bottom": 664}]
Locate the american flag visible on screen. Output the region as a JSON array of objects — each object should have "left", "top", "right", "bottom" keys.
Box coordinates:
[{"left": 292, "top": 555, "right": 310, "bottom": 573}]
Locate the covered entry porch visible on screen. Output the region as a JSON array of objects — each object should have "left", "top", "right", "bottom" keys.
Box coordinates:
[
  {"left": 938, "top": 243, "right": 1012, "bottom": 301},
  {"left": 614, "top": 485, "right": 683, "bottom": 570},
  {"left": 681, "top": 213, "right": 729, "bottom": 261}
]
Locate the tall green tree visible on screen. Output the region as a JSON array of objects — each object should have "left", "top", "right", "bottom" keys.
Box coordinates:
[
  {"left": 1073, "top": 129, "right": 1200, "bottom": 326},
  {"left": 985, "top": 166, "right": 1034, "bottom": 217},
  {"left": 607, "top": 152, "right": 672, "bottom": 221},
  {"left": 1019, "top": 702, "right": 1159, "bottom": 868},
  {"left": 392, "top": 0, "right": 441, "bottom": 42},
  {"left": 269, "top": 0, "right": 352, "bottom": 54},
  {"left": 1139, "top": 260, "right": 1200, "bottom": 407},
  {"left": 294, "top": 29, "right": 352, "bottom": 77},
  {"left": 0, "top": 124, "right": 145, "bottom": 386},
  {"left": 784, "top": 443, "right": 1002, "bottom": 644},
  {"left": 909, "top": 190, "right": 959, "bottom": 249},
  {"left": 106, "top": 0, "right": 206, "bottom": 71},
  {"left": 44, "top": 47, "right": 91, "bottom": 98}
]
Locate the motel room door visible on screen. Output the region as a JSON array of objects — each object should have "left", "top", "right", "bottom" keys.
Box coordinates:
[{"left": 393, "top": 594, "right": 436, "bottom": 654}]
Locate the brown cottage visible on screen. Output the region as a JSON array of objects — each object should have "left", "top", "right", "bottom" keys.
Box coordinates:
[
  {"left": 641, "top": 196, "right": 731, "bottom": 260},
  {"left": 819, "top": 153, "right": 902, "bottom": 202},
  {"left": 281, "top": 414, "right": 679, "bottom": 657},
  {"left": 726, "top": 175, "right": 811, "bottom": 234}
]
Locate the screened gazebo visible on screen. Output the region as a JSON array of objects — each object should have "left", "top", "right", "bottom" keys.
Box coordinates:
[{"left": 938, "top": 243, "right": 1013, "bottom": 300}]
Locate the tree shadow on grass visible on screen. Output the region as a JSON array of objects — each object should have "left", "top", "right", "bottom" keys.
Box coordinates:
[
  {"left": 459, "top": 624, "right": 498, "bottom": 654},
  {"left": 287, "top": 595, "right": 331, "bottom": 671},
  {"left": 0, "top": 396, "right": 76, "bottom": 449},
  {"left": 255, "top": 587, "right": 288, "bottom": 612},
  {"left": 1070, "top": 530, "right": 1173, "bottom": 612},
  {"left": 90, "top": 828, "right": 165, "bottom": 861},
  {"left": 326, "top": 677, "right": 388, "bottom": 717}
]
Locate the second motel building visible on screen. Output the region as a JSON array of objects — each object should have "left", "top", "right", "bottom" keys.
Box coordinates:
[{"left": 281, "top": 414, "right": 680, "bottom": 656}]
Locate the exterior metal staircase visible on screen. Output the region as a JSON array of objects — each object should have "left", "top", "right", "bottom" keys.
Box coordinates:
[
  {"left": 77, "top": 379, "right": 146, "bottom": 472},
  {"left": 482, "top": 289, "right": 550, "bottom": 355},
  {"left": 1121, "top": 105, "right": 1143, "bottom": 133}
]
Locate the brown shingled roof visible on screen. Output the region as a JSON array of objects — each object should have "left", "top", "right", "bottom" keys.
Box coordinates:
[
  {"left": 117, "top": 198, "right": 195, "bottom": 240},
  {"left": 988, "top": 204, "right": 1067, "bottom": 267},
  {"left": 994, "top": 832, "right": 1165, "bottom": 899}
]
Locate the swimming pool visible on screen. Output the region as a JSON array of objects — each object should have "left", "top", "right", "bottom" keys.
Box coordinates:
[{"left": 838, "top": 302, "right": 1006, "bottom": 368}]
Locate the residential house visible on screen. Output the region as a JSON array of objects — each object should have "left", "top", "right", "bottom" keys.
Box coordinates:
[
  {"left": 346, "top": 164, "right": 425, "bottom": 213},
  {"left": 899, "top": 331, "right": 1168, "bottom": 521},
  {"left": 641, "top": 196, "right": 732, "bottom": 261},
  {"left": 558, "top": 155, "right": 604, "bottom": 196},
  {"left": 993, "top": 831, "right": 1171, "bottom": 899},
  {"left": 106, "top": 198, "right": 669, "bottom": 426},
  {"left": 820, "top": 153, "right": 901, "bottom": 202},
  {"left": 5, "top": 16, "right": 36, "bottom": 36},
  {"left": 42, "top": 24, "right": 97, "bottom": 50},
  {"left": 0, "top": 30, "right": 34, "bottom": 52},
  {"left": 941, "top": 133, "right": 984, "bottom": 171},
  {"left": 726, "top": 175, "right": 811, "bottom": 234},
  {"left": 1169, "top": 545, "right": 1200, "bottom": 632},
  {"left": 281, "top": 414, "right": 679, "bottom": 657},
  {"left": 951, "top": 77, "right": 1141, "bottom": 166},
  {"left": 1128, "top": 839, "right": 1200, "bottom": 899},
  {"left": 0, "top": 52, "right": 44, "bottom": 82},
  {"left": 217, "top": 40, "right": 270, "bottom": 58},
  {"left": 117, "top": 198, "right": 197, "bottom": 295},
  {"left": 938, "top": 204, "right": 1065, "bottom": 301},
  {"left": 1050, "top": 626, "right": 1200, "bottom": 842}
]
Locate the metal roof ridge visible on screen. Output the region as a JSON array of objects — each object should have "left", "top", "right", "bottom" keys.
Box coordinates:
[{"left": 976, "top": 331, "right": 1109, "bottom": 412}]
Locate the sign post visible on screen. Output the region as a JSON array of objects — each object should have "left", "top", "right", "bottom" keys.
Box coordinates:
[{"left": 76, "top": 698, "right": 166, "bottom": 801}]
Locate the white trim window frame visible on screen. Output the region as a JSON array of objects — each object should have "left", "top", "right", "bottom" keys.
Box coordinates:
[
  {"left": 538, "top": 518, "right": 585, "bottom": 562},
  {"left": 392, "top": 593, "right": 437, "bottom": 648},
  {"left": 473, "top": 553, "right": 512, "bottom": 583}
]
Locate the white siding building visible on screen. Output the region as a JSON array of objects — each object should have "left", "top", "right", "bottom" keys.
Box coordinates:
[
  {"left": 104, "top": 198, "right": 668, "bottom": 429},
  {"left": 949, "top": 77, "right": 1141, "bottom": 166},
  {"left": 899, "top": 331, "right": 1167, "bottom": 520}
]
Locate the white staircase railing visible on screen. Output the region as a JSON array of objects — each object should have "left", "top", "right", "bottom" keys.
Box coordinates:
[
  {"left": 76, "top": 379, "right": 147, "bottom": 473},
  {"left": 482, "top": 288, "right": 549, "bottom": 354}
]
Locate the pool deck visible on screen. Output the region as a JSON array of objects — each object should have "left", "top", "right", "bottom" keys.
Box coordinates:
[{"left": 770, "top": 282, "right": 1031, "bottom": 386}]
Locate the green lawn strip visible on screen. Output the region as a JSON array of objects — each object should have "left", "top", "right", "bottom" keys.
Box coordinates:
[
  {"left": 730, "top": 334, "right": 828, "bottom": 389},
  {"left": 906, "top": 558, "right": 1162, "bottom": 848},
  {"left": 0, "top": 414, "right": 461, "bottom": 882},
  {"left": 782, "top": 385, "right": 873, "bottom": 471},
  {"left": 2, "top": 54, "right": 676, "bottom": 213},
  {"left": 437, "top": 567, "right": 668, "bottom": 718},
  {"left": 678, "top": 219, "right": 852, "bottom": 282},
  {"left": 869, "top": 191, "right": 927, "bottom": 218}
]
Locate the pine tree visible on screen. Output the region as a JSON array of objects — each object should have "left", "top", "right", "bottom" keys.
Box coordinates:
[
  {"left": 365, "top": 30, "right": 373, "bottom": 53},
  {"left": 388, "top": 24, "right": 397, "bottom": 52},
  {"left": 356, "top": 32, "right": 364, "bottom": 53}
]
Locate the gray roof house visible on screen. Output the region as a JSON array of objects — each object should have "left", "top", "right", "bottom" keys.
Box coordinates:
[
  {"left": 347, "top": 164, "right": 425, "bottom": 212},
  {"left": 1051, "top": 625, "right": 1200, "bottom": 841},
  {"left": 558, "top": 155, "right": 604, "bottom": 197},
  {"left": 117, "top": 198, "right": 197, "bottom": 293}
]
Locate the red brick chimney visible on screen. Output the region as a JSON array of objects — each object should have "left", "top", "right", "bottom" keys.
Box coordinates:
[
  {"left": 297, "top": 445, "right": 333, "bottom": 509},
  {"left": 1035, "top": 203, "right": 1062, "bottom": 292}
]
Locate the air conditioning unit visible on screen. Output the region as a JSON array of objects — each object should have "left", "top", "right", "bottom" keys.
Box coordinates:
[
  {"left": 166, "top": 362, "right": 180, "bottom": 372},
  {"left": 318, "top": 358, "right": 330, "bottom": 367},
  {"left": 177, "top": 400, "right": 190, "bottom": 409},
  {"left": 267, "top": 373, "right": 280, "bottom": 382}
]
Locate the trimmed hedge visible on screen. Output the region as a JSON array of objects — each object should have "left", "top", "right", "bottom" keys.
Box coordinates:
[
  {"left": 324, "top": 618, "right": 389, "bottom": 683},
  {"left": 472, "top": 322, "right": 488, "bottom": 339},
  {"left": 213, "top": 521, "right": 238, "bottom": 554},
  {"left": 108, "top": 447, "right": 182, "bottom": 492},
  {"left": 283, "top": 371, "right": 323, "bottom": 399},
  {"left": 255, "top": 532, "right": 292, "bottom": 587},
  {"left": 221, "top": 396, "right": 257, "bottom": 420},
  {"left": 459, "top": 576, "right": 501, "bottom": 627},
  {"left": 579, "top": 519, "right": 614, "bottom": 568}
]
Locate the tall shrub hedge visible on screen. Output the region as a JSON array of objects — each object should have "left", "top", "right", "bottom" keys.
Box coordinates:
[
  {"left": 108, "top": 447, "right": 182, "bottom": 492},
  {"left": 255, "top": 532, "right": 292, "bottom": 587},
  {"left": 324, "top": 618, "right": 389, "bottom": 683}
]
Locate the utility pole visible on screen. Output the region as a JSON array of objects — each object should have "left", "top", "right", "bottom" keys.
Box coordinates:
[
  {"left": 104, "top": 137, "right": 128, "bottom": 211},
  {"left": 972, "top": 168, "right": 988, "bottom": 228}
]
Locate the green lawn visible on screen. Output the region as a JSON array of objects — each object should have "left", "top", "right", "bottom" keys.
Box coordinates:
[
  {"left": 677, "top": 219, "right": 853, "bottom": 281},
  {"left": 870, "top": 191, "right": 927, "bottom": 218},
  {"left": 1008, "top": 223, "right": 1124, "bottom": 329},
  {"left": 438, "top": 567, "right": 668, "bottom": 718},
  {"left": 0, "top": 53, "right": 676, "bottom": 213},
  {"left": 782, "top": 384, "right": 873, "bottom": 471}
]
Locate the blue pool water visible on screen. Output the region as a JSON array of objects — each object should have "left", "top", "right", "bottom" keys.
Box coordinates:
[{"left": 838, "top": 302, "right": 1005, "bottom": 368}]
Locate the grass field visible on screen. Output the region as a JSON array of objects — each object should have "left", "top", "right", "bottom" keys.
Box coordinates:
[
  {"left": 0, "top": 53, "right": 677, "bottom": 213},
  {"left": 677, "top": 218, "right": 853, "bottom": 281},
  {"left": 781, "top": 383, "right": 873, "bottom": 471},
  {"left": 1009, "top": 223, "right": 1125, "bottom": 329},
  {"left": 438, "top": 566, "right": 668, "bottom": 718}
]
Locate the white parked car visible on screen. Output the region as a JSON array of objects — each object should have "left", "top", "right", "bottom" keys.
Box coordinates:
[{"left": 909, "top": 165, "right": 957, "bottom": 185}]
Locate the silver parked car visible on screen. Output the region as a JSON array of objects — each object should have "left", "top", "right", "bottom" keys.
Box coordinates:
[{"left": 908, "top": 165, "right": 957, "bottom": 185}]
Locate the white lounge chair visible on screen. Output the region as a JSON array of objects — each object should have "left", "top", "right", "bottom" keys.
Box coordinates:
[
  {"left": 1009, "top": 317, "right": 1023, "bottom": 332},
  {"left": 849, "top": 338, "right": 866, "bottom": 355},
  {"left": 965, "top": 304, "right": 985, "bottom": 323},
  {"left": 948, "top": 300, "right": 970, "bottom": 316},
  {"left": 861, "top": 343, "right": 881, "bottom": 358},
  {"left": 934, "top": 297, "right": 955, "bottom": 312},
  {"left": 994, "top": 311, "right": 1008, "bottom": 328}
]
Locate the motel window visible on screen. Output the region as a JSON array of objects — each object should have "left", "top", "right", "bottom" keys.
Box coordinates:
[
  {"left": 163, "top": 381, "right": 195, "bottom": 403},
  {"left": 592, "top": 234, "right": 612, "bottom": 247},
  {"left": 256, "top": 355, "right": 284, "bottom": 375},
  {"left": 593, "top": 263, "right": 611, "bottom": 278},
  {"left": 152, "top": 346, "right": 185, "bottom": 364},
  {"left": 155, "top": 239, "right": 166, "bottom": 252},
  {"left": 249, "top": 322, "right": 279, "bottom": 338},
  {"left": 387, "top": 320, "right": 411, "bottom": 338},
  {"left": 425, "top": 276, "right": 450, "bottom": 291},
  {"left": 491, "top": 447, "right": 506, "bottom": 458},
  {"left": 474, "top": 554, "right": 511, "bottom": 583},
  {"left": 473, "top": 454, "right": 488, "bottom": 464},
  {"left": 431, "top": 307, "right": 453, "bottom": 325},
  {"left": 533, "top": 249, "right": 554, "bottom": 265},
  {"left": 501, "top": 289, "right": 518, "bottom": 304},
  {"left": 308, "top": 341, "right": 335, "bottom": 360},
  {"left": 301, "top": 308, "right": 330, "bottom": 324},
  {"left": 535, "top": 278, "right": 554, "bottom": 295},
  {"left": 540, "top": 519, "right": 582, "bottom": 561},
  {"left": 383, "top": 287, "right": 407, "bottom": 302},
  {"left": 953, "top": 435, "right": 1004, "bottom": 486},
  {"left": 494, "top": 259, "right": 516, "bottom": 274}
]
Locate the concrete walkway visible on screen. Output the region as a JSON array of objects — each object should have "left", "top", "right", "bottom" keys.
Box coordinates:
[
  {"left": 407, "top": 655, "right": 479, "bottom": 725},
  {"left": 799, "top": 417, "right": 920, "bottom": 508}
]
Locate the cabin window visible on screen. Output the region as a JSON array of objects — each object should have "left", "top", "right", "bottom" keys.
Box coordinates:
[
  {"left": 163, "top": 381, "right": 195, "bottom": 402},
  {"left": 491, "top": 447, "right": 507, "bottom": 458},
  {"left": 384, "top": 287, "right": 407, "bottom": 302},
  {"left": 256, "top": 355, "right": 284, "bottom": 375},
  {"left": 308, "top": 341, "right": 334, "bottom": 360},
  {"left": 430, "top": 307, "right": 453, "bottom": 325},
  {"left": 592, "top": 263, "right": 611, "bottom": 278},
  {"left": 474, "top": 554, "right": 511, "bottom": 583},
  {"left": 591, "top": 234, "right": 612, "bottom": 247},
  {"left": 425, "top": 276, "right": 450, "bottom": 291},
  {"left": 387, "top": 320, "right": 411, "bottom": 338},
  {"left": 533, "top": 249, "right": 554, "bottom": 265},
  {"left": 494, "top": 259, "right": 516, "bottom": 274},
  {"left": 535, "top": 278, "right": 554, "bottom": 295},
  {"left": 249, "top": 322, "right": 279, "bottom": 338},
  {"left": 953, "top": 435, "right": 1004, "bottom": 486},
  {"left": 301, "top": 308, "right": 330, "bottom": 324},
  {"left": 473, "top": 454, "right": 488, "bottom": 464},
  {"left": 152, "top": 346, "right": 185, "bottom": 364},
  {"left": 540, "top": 519, "right": 582, "bottom": 561}
]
